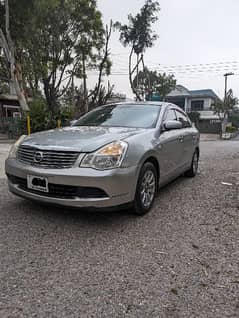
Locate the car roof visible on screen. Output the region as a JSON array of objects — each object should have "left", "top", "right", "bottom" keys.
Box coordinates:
[
  {"left": 103, "top": 101, "right": 185, "bottom": 113},
  {"left": 106, "top": 101, "right": 165, "bottom": 106},
  {"left": 103, "top": 101, "right": 170, "bottom": 108}
]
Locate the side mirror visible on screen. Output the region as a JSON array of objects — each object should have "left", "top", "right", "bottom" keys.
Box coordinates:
[{"left": 164, "top": 120, "right": 182, "bottom": 130}]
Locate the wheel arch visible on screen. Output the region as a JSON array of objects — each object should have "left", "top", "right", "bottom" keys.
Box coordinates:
[
  {"left": 195, "top": 146, "right": 200, "bottom": 158},
  {"left": 140, "top": 156, "right": 160, "bottom": 190},
  {"left": 144, "top": 156, "right": 160, "bottom": 178}
]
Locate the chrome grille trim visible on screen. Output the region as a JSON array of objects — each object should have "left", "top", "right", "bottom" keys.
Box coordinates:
[{"left": 17, "top": 145, "right": 80, "bottom": 168}]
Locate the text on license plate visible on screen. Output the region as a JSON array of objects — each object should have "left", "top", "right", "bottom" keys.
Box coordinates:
[{"left": 27, "top": 175, "right": 49, "bottom": 193}]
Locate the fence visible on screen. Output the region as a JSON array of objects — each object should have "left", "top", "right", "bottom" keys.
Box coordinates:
[
  {"left": 0, "top": 116, "right": 62, "bottom": 139},
  {"left": 0, "top": 117, "right": 25, "bottom": 139},
  {"left": 195, "top": 119, "right": 222, "bottom": 134}
]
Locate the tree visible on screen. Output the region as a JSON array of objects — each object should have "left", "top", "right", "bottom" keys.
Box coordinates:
[
  {"left": 0, "top": 0, "right": 110, "bottom": 114},
  {"left": 132, "top": 67, "right": 156, "bottom": 100},
  {"left": 212, "top": 89, "right": 238, "bottom": 121},
  {"left": 64, "top": 80, "right": 114, "bottom": 117},
  {"left": 90, "top": 21, "right": 113, "bottom": 109},
  {"left": 115, "top": 0, "right": 160, "bottom": 100},
  {"left": 155, "top": 72, "right": 176, "bottom": 101},
  {"left": 75, "top": 20, "right": 113, "bottom": 113},
  {"left": 133, "top": 67, "right": 176, "bottom": 100},
  {"left": 0, "top": 0, "right": 29, "bottom": 110}
]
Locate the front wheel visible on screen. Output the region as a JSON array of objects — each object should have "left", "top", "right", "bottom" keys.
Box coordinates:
[
  {"left": 133, "top": 162, "right": 157, "bottom": 216},
  {"left": 185, "top": 150, "right": 199, "bottom": 177}
]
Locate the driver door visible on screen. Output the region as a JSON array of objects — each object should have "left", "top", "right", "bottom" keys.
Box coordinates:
[{"left": 157, "top": 107, "right": 184, "bottom": 183}]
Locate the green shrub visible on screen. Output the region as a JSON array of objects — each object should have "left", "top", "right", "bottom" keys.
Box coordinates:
[
  {"left": 28, "top": 97, "right": 51, "bottom": 132},
  {"left": 55, "top": 106, "right": 74, "bottom": 127},
  {"left": 229, "top": 114, "right": 239, "bottom": 128},
  {"left": 5, "top": 97, "right": 75, "bottom": 138},
  {"left": 225, "top": 126, "right": 237, "bottom": 133},
  {"left": 21, "top": 98, "right": 74, "bottom": 134}
]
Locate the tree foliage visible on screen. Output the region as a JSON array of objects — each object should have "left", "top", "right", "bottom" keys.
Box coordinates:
[
  {"left": 211, "top": 89, "right": 238, "bottom": 120},
  {"left": 115, "top": 0, "right": 160, "bottom": 100},
  {"left": 116, "top": 0, "right": 160, "bottom": 55},
  {"left": 0, "top": 0, "right": 111, "bottom": 113},
  {"left": 0, "top": 0, "right": 29, "bottom": 110},
  {"left": 133, "top": 67, "right": 176, "bottom": 100},
  {"left": 63, "top": 81, "right": 114, "bottom": 117},
  {"left": 229, "top": 113, "right": 239, "bottom": 128},
  {"left": 153, "top": 72, "right": 176, "bottom": 101},
  {"left": 0, "top": 80, "right": 9, "bottom": 94}
]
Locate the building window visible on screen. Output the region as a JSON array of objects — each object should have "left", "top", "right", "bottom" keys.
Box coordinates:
[{"left": 191, "top": 100, "right": 204, "bottom": 111}]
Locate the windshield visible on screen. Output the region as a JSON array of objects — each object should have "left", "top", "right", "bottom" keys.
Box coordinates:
[{"left": 73, "top": 104, "right": 161, "bottom": 128}]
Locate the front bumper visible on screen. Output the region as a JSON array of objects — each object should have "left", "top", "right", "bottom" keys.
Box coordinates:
[{"left": 5, "top": 158, "right": 138, "bottom": 208}]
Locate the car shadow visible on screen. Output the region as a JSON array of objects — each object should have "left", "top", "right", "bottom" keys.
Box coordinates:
[
  {"left": 157, "top": 174, "right": 189, "bottom": 196},
  {"left": 16, "top": 197, "right": 135, "bottom": 225},
  {"left": 17, "top": 175, "right": 188, "bottom": 221}
]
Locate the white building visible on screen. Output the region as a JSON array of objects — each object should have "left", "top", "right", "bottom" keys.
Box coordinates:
[{"left": 166, "top": 85, "right": 221, "bottom": 119}]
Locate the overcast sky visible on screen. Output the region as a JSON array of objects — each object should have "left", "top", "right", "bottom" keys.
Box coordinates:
[{"left": 91, "top": 0, "right": 239, "bottom": 99}]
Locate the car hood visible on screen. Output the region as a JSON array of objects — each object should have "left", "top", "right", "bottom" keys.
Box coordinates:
[{"left": 21, "top": 126, "right": 146, "bottom": 152}]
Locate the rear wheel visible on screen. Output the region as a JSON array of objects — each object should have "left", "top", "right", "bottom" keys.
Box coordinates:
[
  {"left": 133, "top": 162, "right": 157, "bottom": 216},
  {"left": 185, "top": 150, "right": 199, "bottom": 177}
]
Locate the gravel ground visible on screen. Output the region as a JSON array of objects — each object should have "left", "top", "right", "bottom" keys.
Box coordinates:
[
  {"left": 0, "top": 144, "right": 11, "bottom": 178},
  {"left": 0, "top": 141, "right": 238, "bottom": 318}
]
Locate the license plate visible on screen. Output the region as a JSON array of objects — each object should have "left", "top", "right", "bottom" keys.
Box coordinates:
[{"left": 27, "top": 175, "right": 49, "bottom": 193}]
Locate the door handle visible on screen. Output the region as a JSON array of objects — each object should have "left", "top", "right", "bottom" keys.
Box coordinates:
[{"left": 178, "top": 135, "right": 184, "bottom": 142}]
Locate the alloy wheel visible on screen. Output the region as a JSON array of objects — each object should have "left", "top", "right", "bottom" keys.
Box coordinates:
[{"left": 140, "top": 170, "right": 156, "bottom": 208}]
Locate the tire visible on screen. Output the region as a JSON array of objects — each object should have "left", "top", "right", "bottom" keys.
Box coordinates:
[
  {"left": 185, "top": 150, "right": 199, "bottom": 177},
  {"left": 133, "top": 162, "right": 157, "bottom": 216}
]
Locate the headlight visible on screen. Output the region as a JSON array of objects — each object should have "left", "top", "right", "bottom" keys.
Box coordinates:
[
  {"left": 8, "top": 135, "right": 26, "bottom": 159},
  {"left": 80, "top": 141, "right": 128, "bottom": 170}
]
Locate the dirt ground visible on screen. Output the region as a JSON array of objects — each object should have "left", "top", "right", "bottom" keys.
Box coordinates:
[{"left": 0, "top": 140, "right": 238, "bottom": 317}]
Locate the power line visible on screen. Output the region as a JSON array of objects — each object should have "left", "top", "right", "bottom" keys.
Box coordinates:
[
  {"left": 111, "top": 62, "right": 239, "bottom": 71},
  {"left": 87, "top": 59, "right": 239, "bottom": 80},
  {"left": 110, "top": 57, "right": 239, "bottom": 72},
  {"left": 89, "top": 65, "right": 239, "bottom": 72},
  {"left": 87, "top": 71, "right": 236, "bottom": 78}
]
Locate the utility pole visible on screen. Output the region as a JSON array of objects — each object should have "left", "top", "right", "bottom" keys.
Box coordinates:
[
  {"left": 224, "top": 72, "right": 234, "bottom": 101},
  {"left": 222, "top": 72, "right": 234, "bottom": 133}
]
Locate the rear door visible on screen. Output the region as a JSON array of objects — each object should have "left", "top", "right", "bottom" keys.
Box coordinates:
[{"left": 157, "top": 107, "right": 184, "bottom": 182}]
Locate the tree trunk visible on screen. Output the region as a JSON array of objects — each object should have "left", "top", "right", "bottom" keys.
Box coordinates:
[
  {"left": 82, "top": 53, "right": 88, "bottom": 113},
  {"left": 71, "top": 75, "right": 75, "bottom": 108},
  {"left": 4, "top": 0, "right": 29, "bottom": 111},
  {"left": 136, "top": 54, "right": 139, "bottom": 91},
  {"left": 141, "top": 54, "right": 151, "bottom": 101},
  {"left": 90, "top": 21, "right": 113, "bottom": 108},
  {"left": 43, "top": 78, "right": 54, "bottom": 113},
  {"left": 129, "top": 47, "right": 142, "bottom": 101}
]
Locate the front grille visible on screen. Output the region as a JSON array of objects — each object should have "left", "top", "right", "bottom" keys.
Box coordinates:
[
  {"left": 8, "top": 174, "right": 108, "bottom": 199},
  {"left": 17, "top": 145, "right": 79, "bottom": 169}
]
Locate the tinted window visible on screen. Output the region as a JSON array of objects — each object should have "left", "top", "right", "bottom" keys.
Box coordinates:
[
  {"left": 74, "top": 104, "right": 161, "bottom": 129},
  {"left": 175, "top": 110, "right": 191, "bottom": 128},
  {"left": 164, "top": 109, "right": 177, "bottom": 121}
]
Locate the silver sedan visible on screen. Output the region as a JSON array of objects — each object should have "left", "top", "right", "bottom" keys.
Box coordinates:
[{"left": 5, "top": 102, "right": 200, "bottom": 215}]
